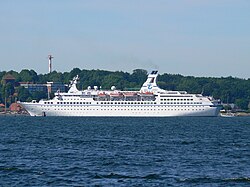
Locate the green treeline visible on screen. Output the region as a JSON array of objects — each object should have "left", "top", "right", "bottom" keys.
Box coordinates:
[{"left": 0, "top": 68, "right": 250, "bottom": 110}]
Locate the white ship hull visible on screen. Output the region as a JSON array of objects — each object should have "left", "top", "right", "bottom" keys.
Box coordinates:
[{"left": 21, "top": 102, "right": 220, "bottom": 117}]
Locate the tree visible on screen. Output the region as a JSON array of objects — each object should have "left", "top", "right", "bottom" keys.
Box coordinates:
[
  {"left": 31, "top": 91, "right": 47, "bottom": 101},
  {"left": 2, "top": 83, "right": 15, "bottom": 97},
  {"left": 48, "top": 71, "right": 64, "bottom": 82},
  {"left": 0, "top": 83, "right": 15, "bottom": 107},
  {"left": 235, "top": 99, "right": 249, "bottom": 110},
  {"left": 0, "top": 84, "right": 2, "bottom": 103},
  {"left": 17, "top": 86, "right": 31, "bottom": 102},
  {"left": 19, "top": 69, "right": 38, "bottom": 82}
]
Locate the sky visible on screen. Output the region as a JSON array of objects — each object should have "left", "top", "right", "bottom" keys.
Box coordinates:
[{"left": 0, "top": 0, "right": 250, "bottom": 78}]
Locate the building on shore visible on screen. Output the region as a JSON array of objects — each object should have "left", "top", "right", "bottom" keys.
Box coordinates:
[
  {"left": 19, "top": 82, "right": 67, "bottom": 94},
  {"left": 9, "top": 103, "right": 22, "bottom": 113},
  {"left": 19, "top": 82, "right": 47, "bottom": 93},
  {"left": 47, "top": 82, "right": 67, "bottom": 94},
  {"left": 2, "top": 74, "right": 16, "bottom": 85}
]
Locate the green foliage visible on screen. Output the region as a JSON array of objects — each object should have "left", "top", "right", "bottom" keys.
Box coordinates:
[
  {"left": 1, "top": 83, "right": 15, "bottom": 97},
  {"left": 0, "top": 84, "right": 2, "bottom": 103},
  {"left": 31, "top": 91, "right": 47, "bottom": 102},
  {"left": 16, "top": 86, "right": 31, "bottom": 102},
  {"left": 235, "top": 99, "right": 249, "bottom": 110},
  {"left": 19, "top": 69, "right": 38, "bottom": 82}
]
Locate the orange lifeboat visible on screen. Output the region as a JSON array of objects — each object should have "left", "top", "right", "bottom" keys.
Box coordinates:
[
  {"left": 109, "top": 93, "right": 123, "bottom": 97},
  {"left": 123, "top": 92, "right": 137, "bottom": 97},
  {"left": 140, "top": 92, "right": 154, "bottom": 96},
  {"left": 98, "top": 92, "right": 107, "bottom": 97}
]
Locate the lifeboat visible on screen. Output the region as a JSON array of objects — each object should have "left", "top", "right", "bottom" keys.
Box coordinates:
[
  {"left": 109, "top": 92, "right": 123, "bottom": 97},
  {"left": 98, "top": 93, "right": 107, "bottom": 97},
  {"left": 123, "top": 92, "right": 137, "bottom": 97},
  {"left": 140, "top": 92, "right": 154, "bottom": 96}
]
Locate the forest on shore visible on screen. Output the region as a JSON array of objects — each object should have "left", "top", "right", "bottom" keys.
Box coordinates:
[{"left": 0, "top": 68, "right": 250, "bottom": 110}]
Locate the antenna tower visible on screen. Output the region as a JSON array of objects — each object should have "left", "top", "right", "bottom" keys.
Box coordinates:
[{"left": 48, "top": 54, "right": 54, "bottom": 73}]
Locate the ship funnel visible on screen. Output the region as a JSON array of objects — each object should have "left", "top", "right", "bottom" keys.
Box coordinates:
[{"left": 140, "top": 71, "right": 161, "bottom": 93}]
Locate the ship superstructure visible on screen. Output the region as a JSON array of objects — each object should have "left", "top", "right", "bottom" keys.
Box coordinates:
[{"left": 20, "top": 71, "right": 221, "bottom": 117}]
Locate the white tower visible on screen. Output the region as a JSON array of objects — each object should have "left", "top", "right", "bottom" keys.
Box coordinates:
[{"left": 48, "top": 55, "right": 54, "bottom": 73}]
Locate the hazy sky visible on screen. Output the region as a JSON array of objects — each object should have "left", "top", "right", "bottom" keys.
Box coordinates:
[{"left": 0, "top": 0, "right": 249, "bottom": 78}]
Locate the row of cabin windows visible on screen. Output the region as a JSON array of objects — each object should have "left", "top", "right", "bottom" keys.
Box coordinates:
[
  {"left": 44, "top": 102, "right": 91, "bottom": 105},
  {"left": 100, "top": 102, "right": 157, "bottom": 105},
  {"left": 43, "top": 105, "right": 205, "bottom": 108},
  {"left": 160, "top": 102, "right": 202, "bottom": 105},
  {"left": 160, "top": 98, "right": 194, "bottom": 101},
  {"left": 44, "top": 101, "right": 157, "bottom": 105},
  {"left": 44, "top": 101, "right": 202, "bottom": 105}
]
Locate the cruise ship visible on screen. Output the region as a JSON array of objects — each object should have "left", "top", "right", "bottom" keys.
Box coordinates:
[{"left": 20, "top": 71, "right": 221, "bottom": 117}]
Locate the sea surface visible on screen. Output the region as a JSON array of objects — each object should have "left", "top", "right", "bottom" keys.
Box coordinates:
[{"left": 0, "top": 116, "right": 250, "bottom": 186}]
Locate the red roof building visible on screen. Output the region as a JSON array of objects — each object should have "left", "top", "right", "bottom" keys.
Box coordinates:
[{"left": 9, "top": 103, "right": 22, "bottom": 112}]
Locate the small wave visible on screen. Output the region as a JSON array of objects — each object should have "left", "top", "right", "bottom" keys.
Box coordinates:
[
  {"left": 94, "top": 173, "right": 162, "bottom": 180},
  {"left": 142, "top": 174, "right": 162, "bottom": 180},
  {"left": 224, "top": 177, "right": 250, "bottom": 183},
  {"left": 179, "top": 177, "right": 250, "bottom": 184},
  {"left": 179, "top": 177, "right": 215, "bottom": 183},
  {"left": 94, "top": 173, "right": 135, "bottom": 179},
  {"left": 0, "top": 167, "right": 19, "bottom": 171},
  {"left": 180, "top": 140, "right": 196, "bottom": 145}
]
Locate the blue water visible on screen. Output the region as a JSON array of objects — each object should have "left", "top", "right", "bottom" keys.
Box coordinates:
[{"left": 0, "top": 116, "right": 250, "bottom": 186}]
